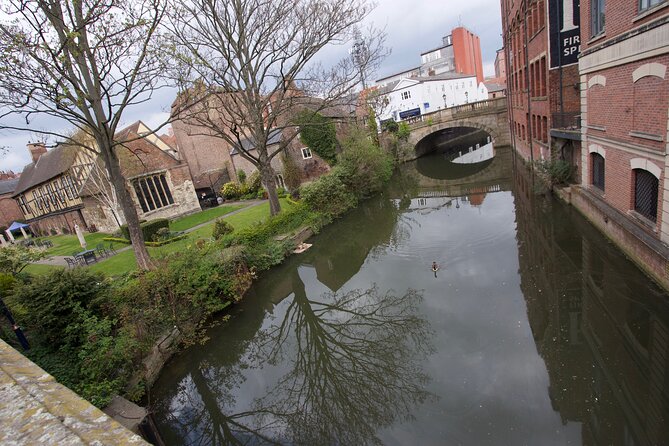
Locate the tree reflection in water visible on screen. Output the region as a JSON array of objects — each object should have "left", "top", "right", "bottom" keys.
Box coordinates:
[
  {"left": 152, "top": 274, "right": 434, "bottom": 445},
  {"left": 250, "top": 271, "right": 435, "bottom": 445}
]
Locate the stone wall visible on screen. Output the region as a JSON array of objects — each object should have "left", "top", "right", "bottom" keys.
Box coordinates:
[
  {"left": 0, "top": 339, "right": 148, "bottom": 445},
  {"left": 0, "top": 193, "right": 22, "bottom": 229}
]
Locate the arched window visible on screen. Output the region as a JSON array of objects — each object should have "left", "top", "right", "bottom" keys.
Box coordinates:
[
  {"left": 591, "top": 153, "right": 605, "bottom": 191},
  {"left": 634, "top": 169, "right": 659, "bottom": 222}
]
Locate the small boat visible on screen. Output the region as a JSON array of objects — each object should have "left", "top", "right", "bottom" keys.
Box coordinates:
[{"left": 293, "top": 243, "right": 312, "bottom": 254}]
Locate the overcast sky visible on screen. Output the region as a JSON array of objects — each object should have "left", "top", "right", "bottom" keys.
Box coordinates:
[{"left": 0, "top": 0, "right": 503, "bottom": 173}]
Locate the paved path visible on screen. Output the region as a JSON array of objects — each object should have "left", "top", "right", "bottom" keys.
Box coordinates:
[{"left": 34, "top": 200, "right": 265, "bottom": 268}]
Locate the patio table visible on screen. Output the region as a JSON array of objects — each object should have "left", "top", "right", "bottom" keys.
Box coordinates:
[{"left": 75, "top": 249, "right": 98, "bottom": 265}]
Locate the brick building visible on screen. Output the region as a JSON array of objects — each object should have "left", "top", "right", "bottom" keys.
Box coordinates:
[
  {"left": 0, "top": 178, "right": 22, "bottom": 230},
  {"left": 376, "top": 26, "right": 485, "bottom": 87},
  {"left": 569, "top": 0, "right": 669, "bottom": 287},
  {"left": 12, "top": 122, "right": 200, "bottom": 235},
  {"left": 501, "top": 0, "right": 582, "bottom": 173}
]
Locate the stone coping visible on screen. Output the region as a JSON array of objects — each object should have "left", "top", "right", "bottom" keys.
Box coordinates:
[{"left": 0, "top": 339, "right": 148, "bottom": 445}]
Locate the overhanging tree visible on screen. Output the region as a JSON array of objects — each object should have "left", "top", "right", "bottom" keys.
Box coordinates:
[
  {"left": 0, "top": 0, "right": 171, "bottom": 270},
  {"left": 168, "top": 0, "right": 386, "bottom": 216}
]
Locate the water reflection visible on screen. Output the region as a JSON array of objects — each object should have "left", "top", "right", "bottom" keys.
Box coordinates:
[{"left": 514, "top": 167, "right": 669, "bottom": 445}]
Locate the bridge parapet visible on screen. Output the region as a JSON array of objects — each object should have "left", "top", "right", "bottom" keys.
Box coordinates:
[{"left": 406, "top": 97, "right": 507, "bottom": 129}]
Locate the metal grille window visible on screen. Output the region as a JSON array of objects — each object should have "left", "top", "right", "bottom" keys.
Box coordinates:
[
  {"left": 634, "top": 169, "right": 658, "bottom": 222},
  {"left": 592, "top": 153, "right": 605, "bottom": 191},
  {"left": 132, "top": 173, "right": 175, "bottom": 213}
]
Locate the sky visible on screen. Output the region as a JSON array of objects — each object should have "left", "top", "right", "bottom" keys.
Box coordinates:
[{"left": 0, "top": 0, "right": 503, "bottom": 173}]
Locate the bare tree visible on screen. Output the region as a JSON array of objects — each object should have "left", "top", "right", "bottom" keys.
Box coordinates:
[
  {"left": 168, "top": 0, "right": 386, "bottom": 216},
  {"left": 0, "top": 0, "right": 171, "bottom": 270}
]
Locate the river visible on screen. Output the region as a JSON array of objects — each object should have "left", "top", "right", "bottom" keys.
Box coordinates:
[{"left": 150, "top": 143, "right": 669, "bottom": 445}]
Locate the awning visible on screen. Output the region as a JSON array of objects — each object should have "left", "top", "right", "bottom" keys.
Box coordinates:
[{"left": 7, "top": 221, "right": 30, "bottom": 232}]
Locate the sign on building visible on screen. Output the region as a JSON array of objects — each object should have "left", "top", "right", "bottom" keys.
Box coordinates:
[{"left": 548, "top": 0, "right": 581, "bottom": 69}]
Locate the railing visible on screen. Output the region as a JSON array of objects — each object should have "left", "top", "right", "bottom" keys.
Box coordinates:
[
  {"left": 551, "top": 112, "right": 581, "bottom": 130},
  {"left": 404, "top": 97, "right": 507, "bottom": 126}
]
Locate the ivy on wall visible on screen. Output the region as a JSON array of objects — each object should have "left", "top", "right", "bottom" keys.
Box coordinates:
[{"left": 297, "top": 111, "right": 338, "bottom": 165}]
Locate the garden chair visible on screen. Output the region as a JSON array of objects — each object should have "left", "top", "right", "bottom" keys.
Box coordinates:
[
  {"left": 65, "top": 257, "right": 78, "bottom": 268},
  {"left": 95, "top": 243, "right": 109, "bottom": 258},
  {"left": 43, "top": 240, "right": 53, "bottom": 248},
  {"left": 107, "top": 243, "right": 117, "bottom": 255}
]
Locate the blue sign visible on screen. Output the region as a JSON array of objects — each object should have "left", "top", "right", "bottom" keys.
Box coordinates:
[
  {"left": 399, "top": 108, "right": 421, "bottom": 119},
  {"left": 424, "top": 102, "right": 430, "bottom": 109}
]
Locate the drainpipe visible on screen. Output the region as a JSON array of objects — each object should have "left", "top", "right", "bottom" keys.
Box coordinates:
[{"left": 523, "top": 0, "right": 534, "bottom": 164}]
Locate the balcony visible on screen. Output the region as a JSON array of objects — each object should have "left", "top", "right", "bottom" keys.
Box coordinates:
[{"left": 551, "top": 112, "right": 581, "bottom": 141}]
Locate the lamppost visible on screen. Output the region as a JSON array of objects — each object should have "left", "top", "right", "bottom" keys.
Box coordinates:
[
  {"left": 442, "top": 93, "right": 447, "bottom": 108},
  {"left": 465, "top": 91, "right": 469, "bottom": 103}
]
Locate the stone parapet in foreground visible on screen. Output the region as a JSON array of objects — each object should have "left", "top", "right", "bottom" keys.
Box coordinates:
[{"left": 0, "top": 338, "right": 148, "bottom": 445}]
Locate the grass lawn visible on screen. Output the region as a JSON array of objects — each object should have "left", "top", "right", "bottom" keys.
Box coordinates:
[
  {"left": 87, "top": 199, "right": 294, "bottom": 277},
  {"left": 169, "top": 204, "right": 244, "bottom": 232},
  {"left": 23, "top": 263, "right": 64, "bottom": 275},
  {"left": 41, "top": 232, "right": 120, "bottom": 257}
]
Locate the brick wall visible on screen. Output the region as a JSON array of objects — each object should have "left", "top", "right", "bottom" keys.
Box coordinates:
[{"left": 0, "top": 194, "right": 22, "bottom": 228}]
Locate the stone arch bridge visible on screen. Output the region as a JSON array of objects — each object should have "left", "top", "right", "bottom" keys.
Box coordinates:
[{"left": 405, "top": 97, "right": 510, "bottom": 157}]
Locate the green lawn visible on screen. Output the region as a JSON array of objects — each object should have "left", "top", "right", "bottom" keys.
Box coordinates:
[
  {"left": 41, "top": 232, "right": 120, "bottom": 257},
  {"left": 28, "top": 199, "right": 294, "bottom": 278},
  {"left": 88, "top": 199, "right": 293, "bottom": 277},
  {"left": 169, "top": 204, "right": 244, "bottom": 232}
]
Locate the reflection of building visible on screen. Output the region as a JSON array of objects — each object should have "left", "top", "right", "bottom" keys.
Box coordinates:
[
  {"left": 513, "top": 167, "right": 669, "bottom": 445},
  {"left": 376, "top": 27, "right": 484, "bottom": 87},
  {"left": 12, "top": 122, "right": 199, "bottom": 235}
]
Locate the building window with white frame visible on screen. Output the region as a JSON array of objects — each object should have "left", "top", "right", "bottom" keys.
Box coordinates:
[
  {"left": 401, "top": 91, "right": 411, "bottom": 100},
  {"left": 591, "top": 0, "right": 605, "bottom": 36},
  {"left": 639, "top": 0, "right": 662, "bottom": 11},
  {"left": 301, "top": 147, "right": 313, "bottom": 159},
  {"left": 132, "top": 173, "right": 175, "bottom": 213}
]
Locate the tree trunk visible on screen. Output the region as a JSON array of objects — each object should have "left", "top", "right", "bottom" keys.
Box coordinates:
[
  {"left": 102, "top": 143, "right": 154, "bottom": 270},
  {"left": 259, "top": 162, "right": 281, "bottom": 216}
]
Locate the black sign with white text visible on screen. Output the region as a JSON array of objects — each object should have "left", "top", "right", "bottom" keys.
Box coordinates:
[{"left": 549, "top": 0, "right": 581, "bottom": 69}]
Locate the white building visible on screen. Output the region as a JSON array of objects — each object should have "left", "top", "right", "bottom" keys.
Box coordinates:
[{"left": 376, "top": 73, "right": 488, "bottom": 124}]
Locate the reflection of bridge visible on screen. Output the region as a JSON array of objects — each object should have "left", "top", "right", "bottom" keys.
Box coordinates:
[
  {"left": 389, "top": 145, "right": 513, "bottom": 200},
  {"left": 407, "top": 98, "right": 510, "bottom": 155}
]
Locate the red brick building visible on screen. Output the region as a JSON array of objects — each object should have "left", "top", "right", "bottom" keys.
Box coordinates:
[
  {"left": 501, "top": 0, "right": 582, "bottom": 172},
  {"left": 571, "top": 0, "right": 669, "bottom": 287},
  {"left": 0, "top": 178, "right": 22, "bottom": 230}
]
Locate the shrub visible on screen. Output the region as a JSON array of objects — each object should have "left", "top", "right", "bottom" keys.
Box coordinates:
[
  {"left": 301, "top": 173, "right": 357, "bottom": 218},
  {"left": 120, "top": 219, "right": 169, "bottom": 243},
  {"left": 61, "top": 226, "right": 70, "bottom": 234},
  {"left": 237, "top": 169, "right": 247, "bottom": 184},
  {"left": 535, "top": 158, "right": 574, "bottom": 185},
  {"left": 212, "top": 219, "right": 234, "bottom": 240},
  {"left": 336, "top": 128, "right": 394, "bottom": 199},
  {"left": 50, "top": 228, "right": 58, "bottom": 236},
  {"left": 276, "top": 187, "right": 287, "bottom": 198},
  {"left": 397, "top": 122, "right": 411, "bottom": 141},
  {"left": 221, "top": 182, "right": 242, "bottom": 200},
  {"left": 152, "top": 227, "right": 171, "bottom": 242},
  {"left": 0, "top": 245, "right": 47, "bottom": 276},
  {"left": 282, "top": 152, "right": 303, "bottom": 192}
]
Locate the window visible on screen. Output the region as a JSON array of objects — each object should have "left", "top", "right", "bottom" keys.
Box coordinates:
[
  {"left": 634, "top": 169, "right": 658, "bottom": 222},
  {"left": 639, "top": 0, "right": 663, "bottom": 11},
  {"left": 592, "top": 153, "right": 605, "bottom": 191},
  {"left": 301, "top": 147, "right": 312, "bottom": 159},
  {"left": 591, "top": 0, "right": 605, "bottom": 36},
  {"left": 132, "top": 173, "right": 175, "bottom": 213},
  {"left": 401, "top": 91, "right": 411, "bottom": 100},
  {"left": 276, "top": 174, "right": 285, "bottom": 189}
]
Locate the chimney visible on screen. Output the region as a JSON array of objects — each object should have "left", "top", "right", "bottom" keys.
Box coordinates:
[{"left": 27, "top": 142, "right": 47, "bottom": 163}]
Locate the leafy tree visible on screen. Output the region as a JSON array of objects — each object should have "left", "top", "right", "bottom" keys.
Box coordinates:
[
  {"left": 0, "top": 0, "right": 172, "bottom": 270},
  {"left": 0, "top": 245, "right": 46, "bottom": 276},
  {"left": 297, "top": 111, "right": 337, "bottom": 165}
]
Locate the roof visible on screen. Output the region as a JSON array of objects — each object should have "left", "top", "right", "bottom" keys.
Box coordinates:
[
  {"left": 411, "top": 73, "right": 474, "bottom": 82},
  {"left": 420, "top": 44, "right": 450, "bottom": 56},
  {"left": 230, "top": 129, "right": 283, "bottom": 155},
  {"left": 484, "top": 82, "right": 506, "bottom": 92},
  {"left": 0, "top": 178, "right": 19, "bottom": 195},
  {"left": 12, "top": 145, "right": 79, "bottom": 196},
  {"left": 376, "top": 66, "right": 421, "bottom": 82}
]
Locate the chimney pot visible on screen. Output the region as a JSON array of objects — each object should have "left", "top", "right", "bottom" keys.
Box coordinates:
[{"left": 27, "top": 142, "right": 47, "bottom": 163}]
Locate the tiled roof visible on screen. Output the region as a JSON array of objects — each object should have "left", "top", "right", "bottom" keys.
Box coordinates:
[
  {"left": 230, "top": 129, "right": 283, "bottom": 155},
  {"left": 12, "top": 145, "right": 78, "bottom": 196},
  {"left": 0, "top": 178, "right": 19, "bottom": 196}
]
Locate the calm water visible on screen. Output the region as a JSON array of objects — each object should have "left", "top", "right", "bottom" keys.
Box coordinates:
[{"left": 150, "top": 146, "right": 669, "bottom": 445}]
